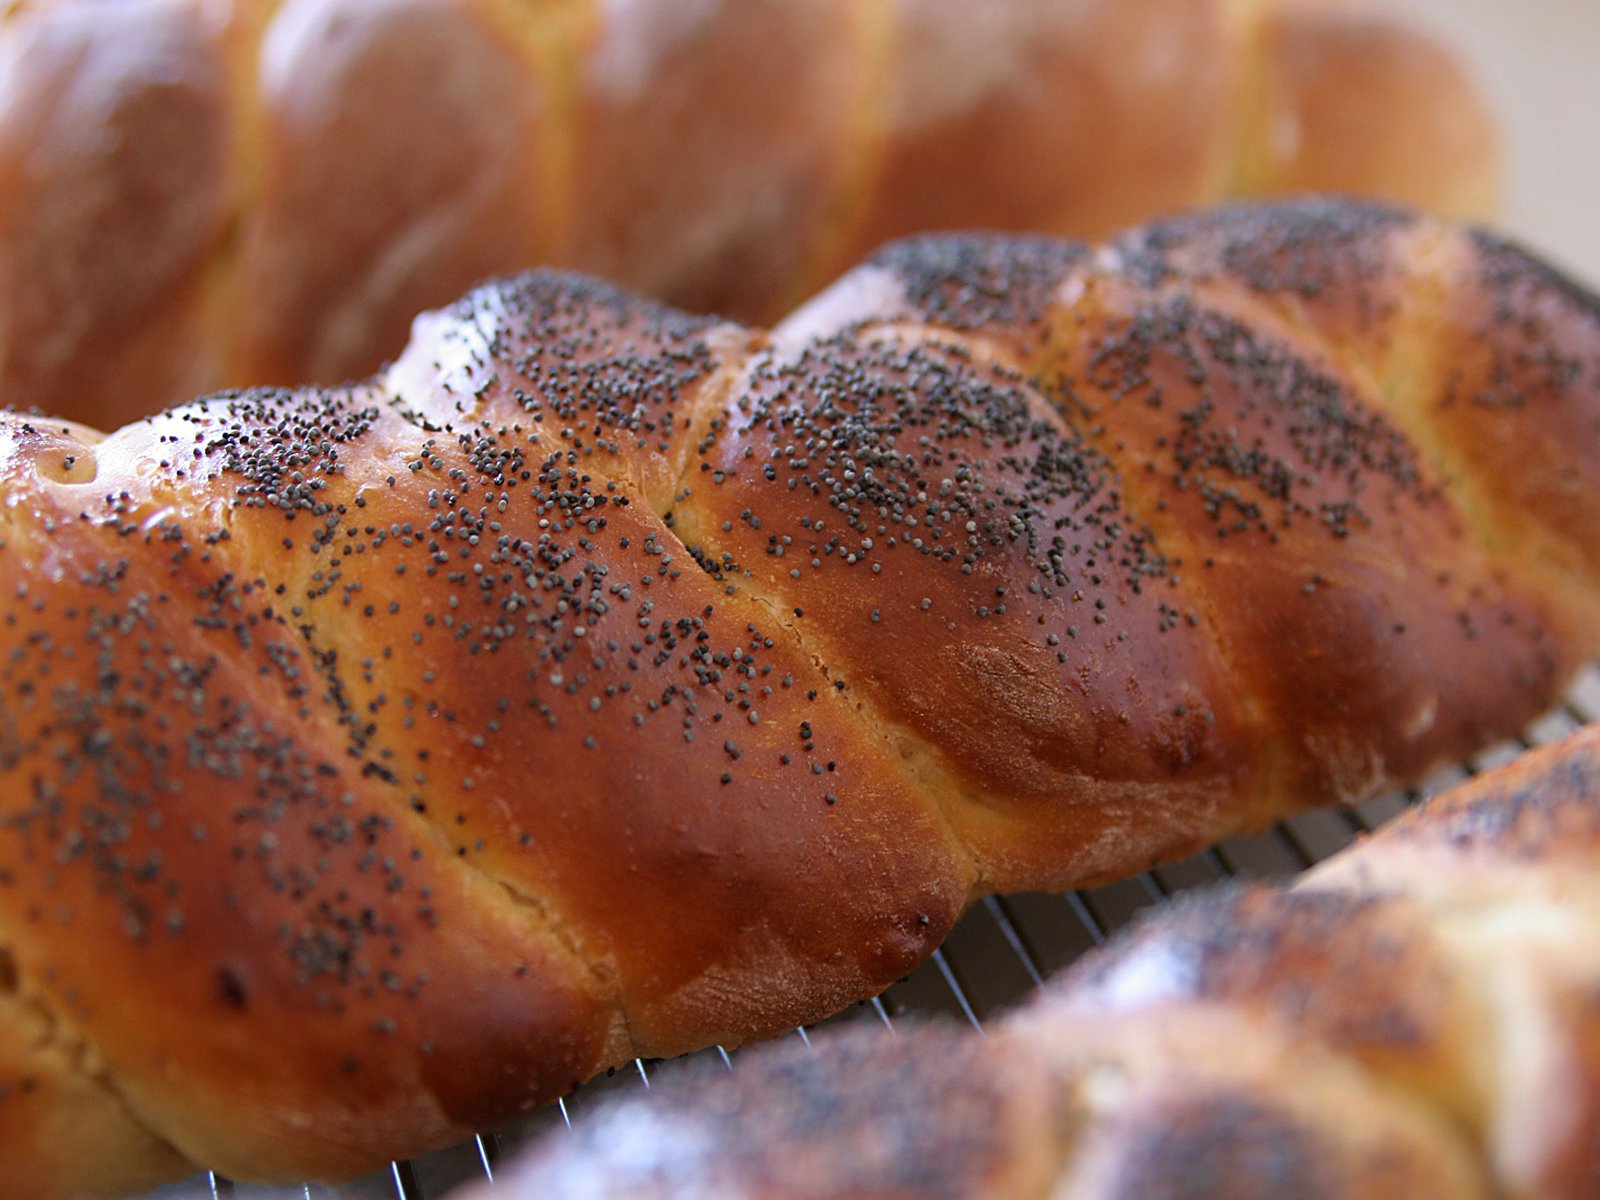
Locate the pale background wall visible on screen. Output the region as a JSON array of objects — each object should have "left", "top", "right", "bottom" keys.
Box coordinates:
[{"left": 1389, "top": 0, "right": 1600, "bottom": 286}]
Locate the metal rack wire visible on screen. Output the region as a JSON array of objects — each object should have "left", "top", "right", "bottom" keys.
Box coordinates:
[{"left": 155, "top": 664, "right": 1600, "bottom": 1200}]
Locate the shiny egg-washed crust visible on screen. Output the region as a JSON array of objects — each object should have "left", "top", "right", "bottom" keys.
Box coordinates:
[
  {"left": 487, "top": 724, "right": 1600, "bottom": 1200},
  {"left": 1, "top": 199, "right": 1597, "bottom": 1195},
  {"left": 0, "top": 0, "right": 1501, "bottom": 428}
]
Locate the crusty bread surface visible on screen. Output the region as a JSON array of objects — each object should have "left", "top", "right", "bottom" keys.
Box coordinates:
[
  {"left": 0, "top": 199, "right": 1595, "bottom": 1195},
  {"left": 483, "top": 724, "right": 1600, "bottom": 1199}
]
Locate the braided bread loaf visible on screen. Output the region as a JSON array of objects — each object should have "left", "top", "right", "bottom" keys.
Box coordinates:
[
  {"left": 490, "top": 721, "right": 1600, "bottom": 1200},
  {"left": 0, "top": 0, "right": 1499, "bottom": 429},
  {"left": 1, "top": 199, "right": 1596, "bottom": 1197}
]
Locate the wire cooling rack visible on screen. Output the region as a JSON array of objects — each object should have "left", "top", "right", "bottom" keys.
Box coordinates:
[{"left": 146, "top": 664, "right": 1600, "bottom": 1200}]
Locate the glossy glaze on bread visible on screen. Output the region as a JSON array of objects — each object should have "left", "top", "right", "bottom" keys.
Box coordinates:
[
  {"left": 489, "top": 724, "right": 1600, "bottom": 1199},
  {"left": 0, "top": 200, "right": 1595, "bottom": 1196}
]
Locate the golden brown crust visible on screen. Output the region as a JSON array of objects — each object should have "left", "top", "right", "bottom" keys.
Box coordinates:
[
  {"left": 680, "top": 325, "right": 1265, "bottom": 892},
  {"left": 381, "top": 274, "right": 977, "bottom": 1051},
  {"left": 1104, "top": 201, "right": 1600, "bottom": 657},
  {"left": 1056, "top": 282, "right": 1574, "bottom": 801},
  {"left": 1236, "top": 2, "right": 1501, "bottom": 220},
  {"left": 0, "top": 0, "right": 1502, "bottom": 426},
  {"left": 0, "top": 0, "right": 237, "bottom": 430},
  {"left": 565, "top": 0, "right": 877, "bottom": 321},
  {"left": 0, "top": 402, "right": 621, "bottom": 1180},
  {"left": 234, "top": 0, "right": 548, "bottom": 390},
  {"left": 488, "top": 726, "right": 1600, "bottom": 1200},
  {"left": 0, "top": 987, "right": 192, "bottom": 1200},
  {"left": 1, "top": 202, "right": 1596, "bottom": 1193},
  {"left": 783, "top": 203, "right": 1600, "bottom": 809},
  {"left": 832, "top": 0, "right": 1237, "bottom": 277}
]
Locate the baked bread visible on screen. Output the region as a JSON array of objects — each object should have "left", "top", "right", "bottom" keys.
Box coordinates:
[
  {"left": 0, "top": 0, "right": 1499, "bottom": 428},
  {"left": 487, "top": 720, "right": 1600, "bottom": 1199},
  {"left": 1, "top": 198, "right": 1596, "bottom": 1197}
]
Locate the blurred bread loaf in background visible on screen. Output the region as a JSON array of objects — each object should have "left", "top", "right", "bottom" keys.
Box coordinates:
[
  {"left": 0, "top": 0, "right": 1500, "bottom": 429},
  {"left": 1388, "top": 0, "right": 1600, "bottom": 289}
]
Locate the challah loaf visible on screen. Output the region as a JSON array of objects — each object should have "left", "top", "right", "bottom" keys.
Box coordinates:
[
  {"left": 489, "top": 721, "right": 1600, "bottom": 1200},
  {"left": 0, "top": 0, "right": 1499, "bottom": 428},
  {"left": 0, "top": 198, "right": 1595, "bottom": 1197}
]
